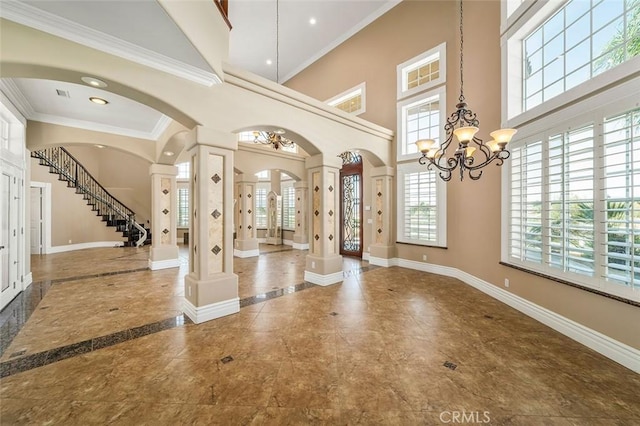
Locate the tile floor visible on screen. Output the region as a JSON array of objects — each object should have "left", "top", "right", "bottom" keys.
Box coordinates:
[{"left": 0, "top": 245, "right": 639, "bottom": 425}]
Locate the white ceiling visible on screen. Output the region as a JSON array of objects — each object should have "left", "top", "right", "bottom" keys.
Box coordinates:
[{"left": 0, "top": 0, "right": 400, "bottom": 139}]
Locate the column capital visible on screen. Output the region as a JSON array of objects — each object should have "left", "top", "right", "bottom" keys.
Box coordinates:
[
  {"left": 149, "top": 163, "right": 178, "bottom": 176},
  {"left": 235, "top": 173, "right": 258, "bottom": 183},
  {"left": 294, "top": 180, "right": 308, "bottom": 189},
  {"left": 186, "top": 125, "right": 237, "bottom": 151},
  {"left": 371, "top": 166, "right": 395, "bottom": 177},
  {"left": 306, "top": 153, "right": 342, "bottom": 170}
]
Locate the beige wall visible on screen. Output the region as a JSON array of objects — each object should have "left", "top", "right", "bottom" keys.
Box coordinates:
[
  {"left": 30, "top": 157, "right": 124, "bottom": 247},
  {"left": 285, "top": 0, "right": 640, "bottom": 350},
  {"left": 65, "top": 146, "right": 152, "bottom": 226}
]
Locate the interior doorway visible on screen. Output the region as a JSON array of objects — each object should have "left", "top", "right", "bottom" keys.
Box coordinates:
[
  {"left": 1, "top": 168, "right": 22, "bottom": 310},
  {"left": 339, "top": 152, "right": 363, "bottom": 258}
]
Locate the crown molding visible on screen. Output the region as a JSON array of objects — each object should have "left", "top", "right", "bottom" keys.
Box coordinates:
[
  {"left": 0, "top": 78, "right": 36, "bottom": 118},
  {"left": 30, "top": 113, "right": 167, "bottom": 141},
  {"left": 150, "top": 115, "right": 173, "bottom": 140},
  {"left": 0, "top": 2, "right": 222, "bottom": 87}
]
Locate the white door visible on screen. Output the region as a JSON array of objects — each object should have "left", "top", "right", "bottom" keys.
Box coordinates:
[
  {"left": 1, "top": 171, "right": 21, "bottom": 310},
  {"left": 30, "top": 187, "right": 43, "bottom": 255}
]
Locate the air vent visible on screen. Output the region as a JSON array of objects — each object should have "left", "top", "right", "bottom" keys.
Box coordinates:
[{"left": 55, "top": 89, "right": 70, "bottom": 98}]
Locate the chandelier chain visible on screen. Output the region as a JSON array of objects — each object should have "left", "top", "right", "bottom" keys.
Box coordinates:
[{"left": 459, "top": 0, "right": 464, "bottom": 103}]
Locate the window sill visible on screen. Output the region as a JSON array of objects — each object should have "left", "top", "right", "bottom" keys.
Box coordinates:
[
  {"left": 499, "top": 262, "right": 639, "bottom": 308},
  {"left": 396, "top": 241, "right": 447, "bottom": 249}
]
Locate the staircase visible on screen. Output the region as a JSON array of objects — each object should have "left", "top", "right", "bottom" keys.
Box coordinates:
[{"left": 31, "top": 147, "right": 150, "bottom": 247}]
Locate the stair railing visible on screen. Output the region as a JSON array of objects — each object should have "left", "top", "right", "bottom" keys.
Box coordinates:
[{"left": 31, "top": 146, "right": 147, "bottom": 247}]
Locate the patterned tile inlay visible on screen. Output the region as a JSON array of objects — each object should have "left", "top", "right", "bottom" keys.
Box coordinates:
[
  {"left": 247, "top": 193, "right": 252, "bottom": 198},
  {"left": 211, "top": 174, "right": 221, "bottom": 184},
  {"left": 377, "top": 228, "right": 383, "bottom": 234},
  {"left": 314, "top": 210, "right": 319, "bottom": 216},
  {"left": 377, "top": 191, "right": 382, "bottom": 197},
  {"left": 328, "top": 234, "right": 334, "bottom": 241},
  {"left": 314, "top": 186, "right": 320, "bottom": 192},
  {"left": 248, "top": 225, "right": 252, "bottom": 230},
  {"left": 211, "top": 209, "right": 221, "bottom": 219},
  {"left": 211, "top": 245, "right": 222, "bottom": 255},
  {"left": 220, "top": 355, "right": 234, "bottom": 364},
  {"left": 162, "top": 189, "right": 169, "bottom": 195},
  {"left": 247, "top": 209, "right": 252, "bottom": 214},
  {"left": 328, "top": 185, "right": 334, "bottom": 192},
  {"left": 162, "top": 209, "right": 169, "bottom": 215},
  {"left": 378, "top": 210, "right": 382, "bottom": 215},
  {"left": 314, "top": 234, "right": 320, "bottom": 241},
  {"left": 328, "top": 210, "right": 334, "bottom": 216},
  {"left": 162, "top": 229, "right": 169, "bottom": 235}
]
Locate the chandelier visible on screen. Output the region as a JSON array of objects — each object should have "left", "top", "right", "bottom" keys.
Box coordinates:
[
  {"left": 416, "top": 0, "right": 516, "bottom": 181},
  {"left": 252, "top": 129, "right": 295, "bottom": 150}
]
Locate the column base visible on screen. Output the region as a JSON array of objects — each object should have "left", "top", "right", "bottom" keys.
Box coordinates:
[
  {"left": 183, "top": 272, "right": 239, "bottom": 324},
  {"left": 234, "top": 239, "right": 259, "bottom": 257},
  {"left": 292, "top": 242, "right": 309, "bottom": 250},
  {"left": 149, "top": 245, "right": 180, "bottom": 270},
  {"left": 304, "top": 254, "right": 343, "bottom": 286},
  {"left": 234, "top": 249, "right": 260, "bottom": 258},
  {"left": 183, "top": 297, "right": 239, "bottom": 324}
]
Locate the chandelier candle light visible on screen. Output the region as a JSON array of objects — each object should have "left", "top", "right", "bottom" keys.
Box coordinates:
[
  {"left": 253, "top": 129, "right": 295, "bottom": 150},
  {"left": 416, "top": 0, "right": 516, "bottom": 181}
]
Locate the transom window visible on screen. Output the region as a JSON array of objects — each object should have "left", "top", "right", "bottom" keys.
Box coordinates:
[
  {"left": 326, "top": 83, "right": 365, "bottom": 115},
  {"left": 523, "top": 0, "right": 639, "bottom": 111},
  {"left": 397, "top": 42, "right": 446, "bottom": 100}
]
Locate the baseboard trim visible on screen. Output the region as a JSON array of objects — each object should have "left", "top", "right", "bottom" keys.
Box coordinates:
[
  {"left": 234, "top": 249, "right": 260, "bottom": 258},
  {"left": 283, "top": 239, "right": 293, "bottom": 246},
  {"left": 385, "top": 258, "right": 640, "bottom": 374},
  {"left": 148, "top": 258, "right": 181, "bottom": 270},
  {"left": 23, "top": 272, "right": 33, "bottom": 289},
  {"left": 304, "top": 270, "right": 343, "bottom": 286},
  {"left": 362, "top": 252, "right": 370, "bottom": 261},
  {"left": 292, "top": 242, "right": 309, "bottom": 250},
  {"left": 183, "top": 297, "right": 240, "bottom": 324},
  {"left": 369, "top": 256, "right": 398, "bottom": 267},
  {"left": 47, "top": 241, "right": 124, "bottom": 254}
]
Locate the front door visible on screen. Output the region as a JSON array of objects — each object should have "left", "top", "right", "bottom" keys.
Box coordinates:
[{"left": 339, "top": 152, "right": 363, "bottom": 258}]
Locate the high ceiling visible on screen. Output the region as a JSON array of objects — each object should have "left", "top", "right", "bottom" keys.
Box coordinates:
[{"left": 0, "top": 0, "right": 400, "bottom": 138}]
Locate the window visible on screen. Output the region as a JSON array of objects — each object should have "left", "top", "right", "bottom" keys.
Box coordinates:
[
  {"left": 281, "top": 183, "right": 295, "bottom": 231},
  {"left": 326, "top": 82, "right": 366, "bottom": 115},
  {"left": 177, "top": 162, "right": 190, "bottom": 179},
  {"left": 397, "top": 163, "right": 447, "bottom": 247},
  {"left": 176, "top": 162, "right": 190, "bottom": 228},
  {"left": 523, "top": 0, "right": 639, "bottom": 111},
  {"left": 255, "top": 184, "right": 268, "bottom": 228},
  {"left": 397, "top": 42, "right": 446, "bottom": 100},
  {"left": 504, "top": 0, "right": 640, "bottom": 123},
  {"left": 177, "top": 187, "right": 189, "bottom": 228},
  {"left": 397, "top": 87, "right": 445, "bottom": 160},
  {"left": 506, "top": 103, "right": 640, "bottom": 302}
]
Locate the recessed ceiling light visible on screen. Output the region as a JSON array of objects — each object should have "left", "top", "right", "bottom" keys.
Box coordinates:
[
  {"left": 95, "top": 144, "right": 105, "bottom": 149},
  {"left": 89, "top": 97, "right": 108, "bottom": 105},
  {"left": 266, "top": 59, "right": 273, "bottom": 66},
  {"left": 81, "top": 76, "right": 107, "bottom": 88},
  {"left": 163, "top": 151, "right": 174, "bottom": 156},
  {"left": 309, "top": 17, "right": 317, "bottom": 25}
]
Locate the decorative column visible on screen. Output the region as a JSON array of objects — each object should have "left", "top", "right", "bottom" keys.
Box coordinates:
[
  {"left": 293, "top": 180, "right": 309, "bottom": 250},
  {"left": 304, "top": 154, "right": 343, "bottom": 286},
  {"left": 183, "top": 126, "right": 239, "bottom": 324},
  {"left": 369, "top": 166, "right": 395, "bottom": 266},
  {"left": 148, "top": 164, "right": 180, "bottom": 270},
  {"left": 234, "top": 174, "right": 259, "bottom": 257}
]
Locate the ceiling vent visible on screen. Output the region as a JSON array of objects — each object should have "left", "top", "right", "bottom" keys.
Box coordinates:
[{"left": 55, "top": 89, "right": 70, "bottom": 98}]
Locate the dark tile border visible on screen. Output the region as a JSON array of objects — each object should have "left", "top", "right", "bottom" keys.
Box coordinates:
[
  {"left": 0, "top": 262, "right": 379, "bottom": 377},
  {"left": 0, "top": 315, "right": 187, "bottom": 378},
  {"left": 0, "top": 268, "right": 150, "bottom": 357},
  {"left": 499, "top": 262, "right": 640, "bottom": 308}
]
